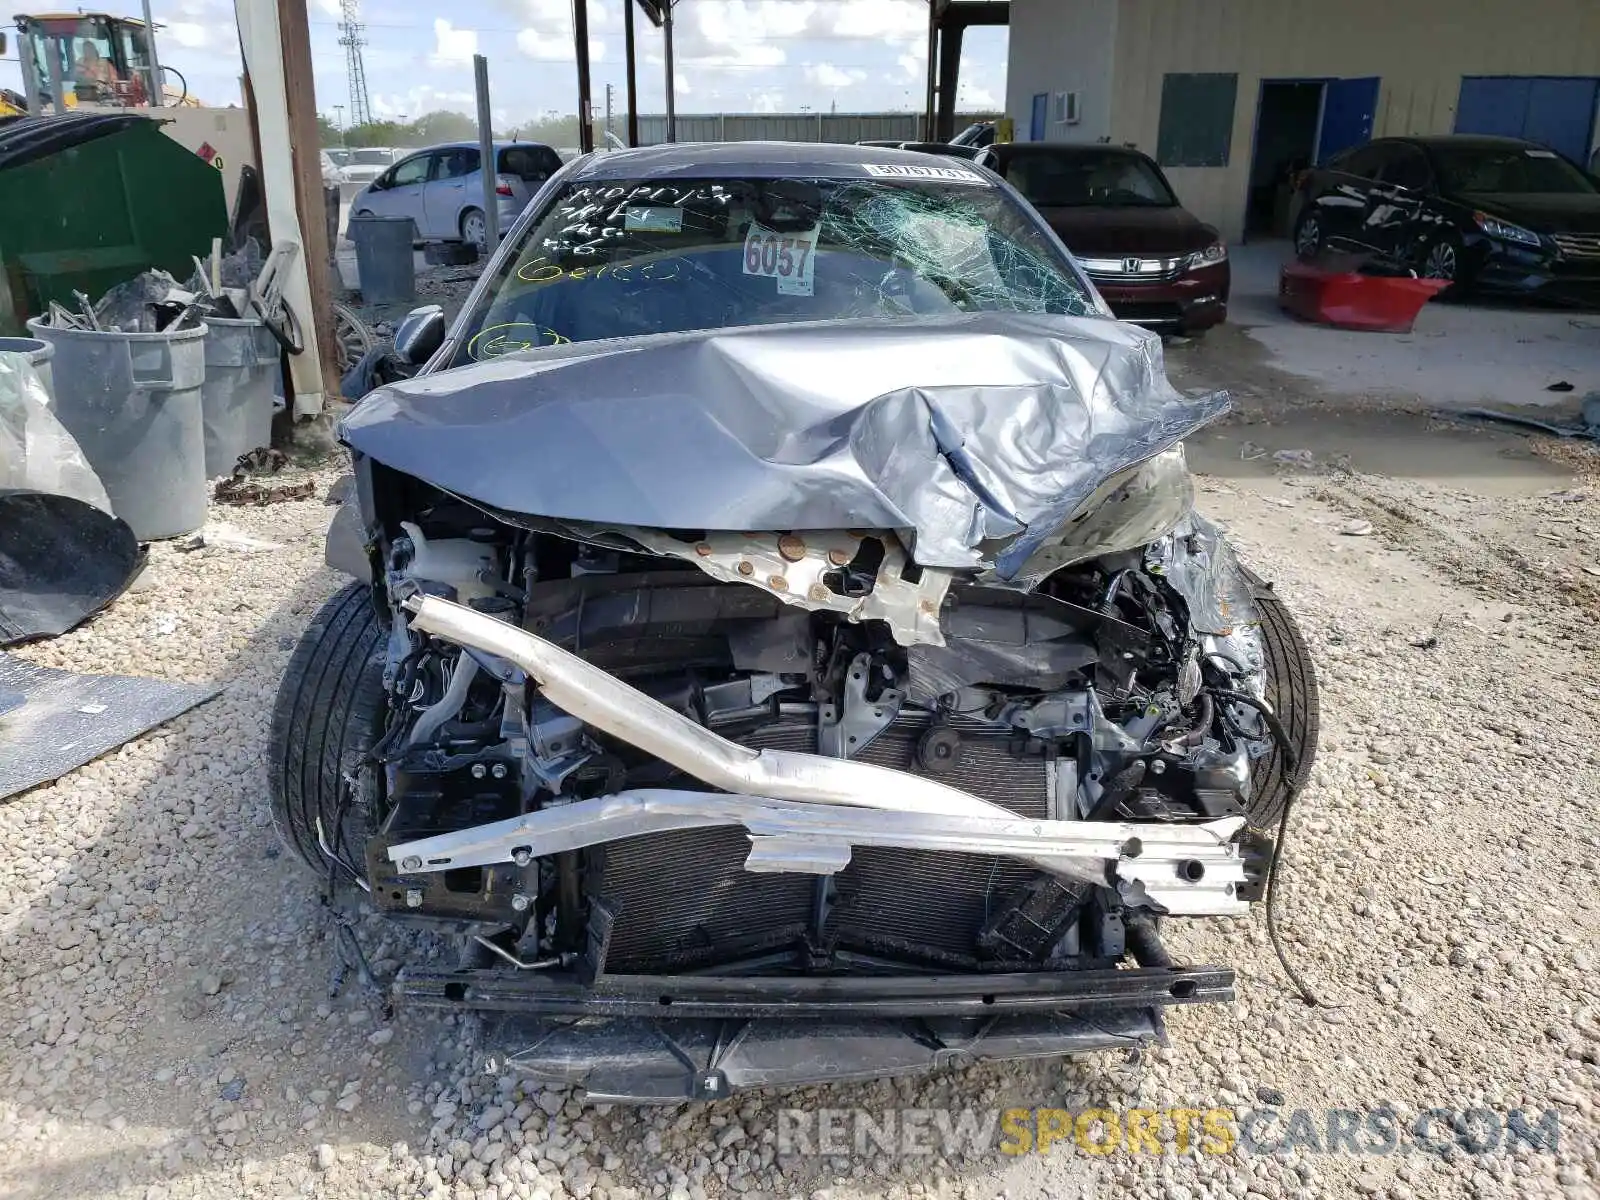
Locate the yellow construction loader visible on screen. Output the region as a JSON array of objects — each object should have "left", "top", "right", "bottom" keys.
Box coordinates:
[{"left": 2, "top": 12, "right": 254, "bottom": 206}]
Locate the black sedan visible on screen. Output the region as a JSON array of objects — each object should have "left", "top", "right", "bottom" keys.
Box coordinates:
[{"left": 1290, "top": 135, "right": 1600, "bottom": 303}]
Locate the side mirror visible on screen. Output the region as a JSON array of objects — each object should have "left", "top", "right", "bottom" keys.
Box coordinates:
[{"left": 394, "top": 304, "right": 446, "bottom": 366}]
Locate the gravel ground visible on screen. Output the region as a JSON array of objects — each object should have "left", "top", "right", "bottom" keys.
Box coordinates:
[{"left": 3, "top": 370, "right": 1599, "bottom": 1199}]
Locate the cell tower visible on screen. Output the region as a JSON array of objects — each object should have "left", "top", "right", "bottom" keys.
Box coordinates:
[{"left": 338, "top": 0, "right": 372, "bottom": 127}]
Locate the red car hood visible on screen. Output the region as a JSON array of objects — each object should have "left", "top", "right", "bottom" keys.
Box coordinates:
[{"left": 1034, "top": 205, "right": 1218, "bottom": 258}]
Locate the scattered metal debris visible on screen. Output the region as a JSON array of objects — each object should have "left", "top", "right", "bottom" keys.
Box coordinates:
[
  {"left": 1451, "top": 402, "right": 1600, "bottom": 443},
  {"left": 0, "top": 651, "right": 218, "bottom": 800}
]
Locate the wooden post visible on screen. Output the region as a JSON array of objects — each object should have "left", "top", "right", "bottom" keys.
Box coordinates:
[{"left": 274, "top": 0, "right": 339, "bottom": 402}]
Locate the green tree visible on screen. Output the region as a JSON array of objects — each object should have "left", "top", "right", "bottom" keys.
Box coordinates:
[
  {"left": 317, "top": 113, "right": 341, "bottom": 145},
  {"left": 410, "top": 109, "right": 480, "bottom": 144},
  {"left": 343, "top": 120, "right": 405, "bottom": 148},
  {"left": 505, "top": 113, "right": 582, "bottom": 148}
]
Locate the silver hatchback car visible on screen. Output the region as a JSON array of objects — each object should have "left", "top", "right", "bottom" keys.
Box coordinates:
[{"left": 349, "top": 141, "right": 563, "bottom": 249}]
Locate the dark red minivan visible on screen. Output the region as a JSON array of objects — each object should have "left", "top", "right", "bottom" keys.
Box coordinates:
[{"left": 979, "top": 143, "right": 1229, "bottom": 334}]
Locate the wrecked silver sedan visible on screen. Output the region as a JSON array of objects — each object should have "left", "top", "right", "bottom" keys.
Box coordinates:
[{"left": 272, "top": 144, "right": 1318, "bottom": 1101}]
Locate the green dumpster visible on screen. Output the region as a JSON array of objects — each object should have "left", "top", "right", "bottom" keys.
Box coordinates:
[{"left": 0, "top": 114, "right": 228, "bottom": 335}]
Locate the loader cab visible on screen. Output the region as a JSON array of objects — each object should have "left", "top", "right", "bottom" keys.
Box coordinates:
[{"left": 13, "top": 13, "right": 155, "bottom": 111}]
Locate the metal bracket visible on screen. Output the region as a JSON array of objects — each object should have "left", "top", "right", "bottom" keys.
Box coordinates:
[{"left": 818, "top": 653, "right": 902, "bottom": 758}]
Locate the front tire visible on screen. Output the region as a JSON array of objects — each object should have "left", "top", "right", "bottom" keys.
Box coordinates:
[
  {"left": 268, "top": 583, "right": 388, "bottom": 874},
  {"left": 1243, "top": 573, "right": 1320, "bottom": 829},
  {"left": 1418, "top": 232, "right": 1467, "bottom": 297}
]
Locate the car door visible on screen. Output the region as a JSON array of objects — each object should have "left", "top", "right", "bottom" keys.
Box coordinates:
[
  {"left": 373, "top": 152, "right": 434, "bottom": 233},
  {"left": 1363, "top": 143, "right": 1436, "bottom": 262},
  {"left": 1310, "top": 142, "right": 1392, "bottom": 248},
  {"left": 423, "top": 147, "right": 478, "bottom": 239}
]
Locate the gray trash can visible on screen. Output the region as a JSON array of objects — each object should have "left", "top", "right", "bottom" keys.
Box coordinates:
[
  {"left": 200, "top": 316, "right": 280, "bottom": 477},
  {"left": 26, "top": 317, "right": 209, "bottom": 541},
  {"left": 348, "top": 214, "right": 416, "bottom": 304},
  {"left": 0, "top": 336, "right": 54, "bottom": 401}
]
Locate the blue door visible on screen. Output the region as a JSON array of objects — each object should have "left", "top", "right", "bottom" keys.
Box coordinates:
[
  {"left": 1030, "top": 92, "right": 1048, "bottom": 141},
  {"left": 1456, "top": 76, "right": 1600, "bottom": 163},
  {"left": 1317, "top": 77, "right": 1380, "bottom": 163}
]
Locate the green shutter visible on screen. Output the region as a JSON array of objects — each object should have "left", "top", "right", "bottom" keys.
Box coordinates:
[{"left": 1156, "top": 73, "right": 1239, "bottom": 168}]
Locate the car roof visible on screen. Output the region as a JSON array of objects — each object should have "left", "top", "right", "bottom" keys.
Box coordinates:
[
  {"left": 1384, "top": 134, "right": 1552, "bottom": 153},
  {"left": 987, "top": 142, "right": 1156, "bottom": 162},
  {"left": 567, "top": 140, "right": 994, "bottom": 181}
]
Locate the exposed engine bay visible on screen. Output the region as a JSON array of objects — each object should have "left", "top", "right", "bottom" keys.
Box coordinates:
[
  {"left": 280, "top": 313, "right": 1317, "bottom": 1100},
  {"left": 365, "top": 495, "right": 1278, "bottom": 943}
]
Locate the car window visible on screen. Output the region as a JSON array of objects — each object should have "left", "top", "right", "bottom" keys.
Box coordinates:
[
  {"left": 1378, "top": 146, "right": 1431, "bottom": 191},
  {"left": 351, "top": 148, "right": 393, "bottom": 166},
  {"left": 1000, "top": 150, "right": 1177, "bottom": 208},
  {"left": 390, "top": 155, "right": 431, "bottom": 187},
  {"left": 435, "top": 148, "right": 480, "bottom": 180},
  {"left": 455, "top": 174, "right": 1101, "bottom": 363},
  {"left": 499, "top": 145, "right": 559, "bottom": 181},
  {"left": 1330, "top": 143, "right": 1389, "bottom": 180},
  {"left": 1429, "top": 145, "right": 1598, "bottom": 195}
]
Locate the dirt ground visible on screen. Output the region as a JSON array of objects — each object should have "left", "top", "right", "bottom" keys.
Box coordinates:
[{"left": 2, "top": 315, "right": 1598, "bottom": 1200}]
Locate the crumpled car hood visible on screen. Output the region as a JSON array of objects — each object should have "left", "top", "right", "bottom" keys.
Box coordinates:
[{"left": 341, "top": 311, "right": 1228, "bottom": 578}]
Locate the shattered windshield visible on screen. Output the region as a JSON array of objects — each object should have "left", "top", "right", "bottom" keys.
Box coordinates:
[{"left": 455, "top": 174, "right": 1101, "bottom": 362}]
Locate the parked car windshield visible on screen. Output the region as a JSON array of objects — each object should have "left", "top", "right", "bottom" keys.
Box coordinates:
[
  {"left": 1431, "top": 145, "right": 1597, "bottom": 195},
  {"left": 456, "top": 174, "right": 1100, "bottom": 362},
  {"left": 350, "top": 148, "right": 393, "bottom": 166},
  {"left": 1001, "top": 150, "right": 1177, "bottom": 208}
]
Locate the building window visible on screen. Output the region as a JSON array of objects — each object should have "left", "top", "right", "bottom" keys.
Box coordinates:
[{"left": 1156, "top": 73, "right": 1238, "bottom": 168}]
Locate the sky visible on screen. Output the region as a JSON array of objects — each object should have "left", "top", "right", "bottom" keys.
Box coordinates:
[{"left": 1, "top": 0, "right": 1008, "bottom": 128}]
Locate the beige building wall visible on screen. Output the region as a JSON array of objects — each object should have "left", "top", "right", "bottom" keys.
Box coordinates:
[{"left": 1105, "top": 0, "right": 1600, "bottom": 240}]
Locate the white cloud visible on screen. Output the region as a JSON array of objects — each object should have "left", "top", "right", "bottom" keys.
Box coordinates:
[
  {"left": 958, "top": 82, "right": 997, "bottom": 108},
  {"left": 804, "top": 64, "right": 863, "bottom": 89},
  {"left": 431, "top": 18, "right": 478, "bottom": 66},
  {"left": 832, "top": 0, "right": 925, "bottom": 39},
  {"left": 369, "top": 85, "right": 475, "bottom": 120},
  {"left": 751, "top": 90, "right": 785, "bottom": 114},
  {"left": 166, "top": 22, "right": 211, "bottom": 49},
  {"left": 683, "top": 44, "right": 785, "bottom": 69},
  {"left": 517, "top": 29, "right": 606, "bottom": 62},
  {"left": 313, "top": 0, "right": 341, "bottom": 16},
  {"left": 517, "top": 27, "right": 564, "bottom": 58},
  {"left": 696, "top": 0, "right": 817, "bottom": 45}
]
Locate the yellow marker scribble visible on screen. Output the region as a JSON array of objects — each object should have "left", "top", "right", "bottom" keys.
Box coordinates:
[{"left": 467, "top": 322, "right": 569, "bottom": 361}]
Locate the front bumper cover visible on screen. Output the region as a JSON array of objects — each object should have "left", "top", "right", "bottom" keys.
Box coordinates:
[{"left": 475, "top": 1010, "right": 1172, "bottom": 1103}]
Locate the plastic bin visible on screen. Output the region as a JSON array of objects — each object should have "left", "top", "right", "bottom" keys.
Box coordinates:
[
  {"left": 0, "top": 336, "right": 54, "bottom": 400},
  {"left": 200, "top": 316, "right": 280, "bottom": 477},
  {"left": 26, "top": 316, "right": 209, "bottom": 541},
  {"left": 348, "top": 214, "right": 416, "bottom": 304}
]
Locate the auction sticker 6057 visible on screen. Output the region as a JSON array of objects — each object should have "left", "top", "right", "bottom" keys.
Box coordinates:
[{"left": 743, "top": 220, "right": 818, "bottom": 296}]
